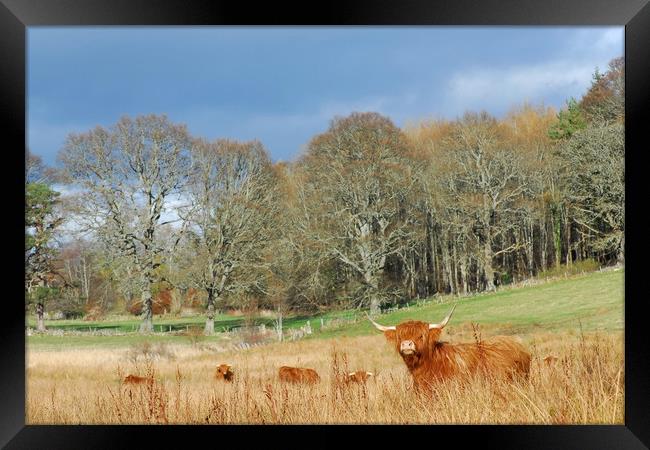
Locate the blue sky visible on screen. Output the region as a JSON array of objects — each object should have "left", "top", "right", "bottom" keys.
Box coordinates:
[{"left": 28, "top": 27, "right": 623, "bottom": 166}]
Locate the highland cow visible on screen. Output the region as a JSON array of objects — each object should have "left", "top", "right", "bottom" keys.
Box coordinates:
[
  {"left": 214, "top": 364, "right": 234, "bottom": 382},
  {"left": 278, "top": 366, "right": 321, "bottom": 384},
  {"left": 368, "top": 305, "right": 531, "bottom": 390},
  {"left": 123, "top": 374, "right": 153, "bottom": 385},
  {"left": 343, "top": 371, "right": 374, "bottom": 384}
]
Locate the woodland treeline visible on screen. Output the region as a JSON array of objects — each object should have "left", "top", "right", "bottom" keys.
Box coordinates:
[{"left": 25, "top": 57, "right": 624, "bottom": 333}]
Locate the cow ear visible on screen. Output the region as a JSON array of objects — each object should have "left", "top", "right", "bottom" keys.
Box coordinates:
[
  {"left": 427, "top": 328, "right": 442, "bottom": 342},
  {"left": 384, "top": 329, "right": 397, "bottom": 343}
]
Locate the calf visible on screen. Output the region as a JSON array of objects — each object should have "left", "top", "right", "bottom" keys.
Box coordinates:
[
  {"left": 343, "top": 371, "right": 374, "bottom": 384},
  {"left": 123, "top": 374, "right": 153, "bottom": 385},
  {"left": 278, "top": 366, "right": 321, "bottom": 384},
  {"left": 215, "top": 364, "right": 234, "bottom": 382}
]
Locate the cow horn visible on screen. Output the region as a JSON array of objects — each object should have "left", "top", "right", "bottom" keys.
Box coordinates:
[
  {"left": 366, "top": 313, "right": 396, "bottom": 331},
  {"left": 429, "top": 304, "right": 457, "bottom": 329},
  {"left": 367, "top": 372, "right": 374, "bottom": 376},
  {"left": 348, "top": 372, "right": 355, "bottom": 376}
]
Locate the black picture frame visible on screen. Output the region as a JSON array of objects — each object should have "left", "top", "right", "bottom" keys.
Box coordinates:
[{"left": 3, "top": 0, "right": 649, "bottom": 448}]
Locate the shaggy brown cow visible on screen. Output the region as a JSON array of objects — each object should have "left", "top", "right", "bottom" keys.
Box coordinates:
[
  {"left": 368, "top": 305, "right": 531, "bottom": 390},
  {"left": 343, "top": 371, "right": 374, "bottom": 384},
  {"left": 215, "top": 364, "right": 234, "bottom": 382},
  {"left": 123, "top": 374, "right": 153, "bottom": 385},
  {"left": 278, "top": 366, "right": 321, "bottom": 384}
]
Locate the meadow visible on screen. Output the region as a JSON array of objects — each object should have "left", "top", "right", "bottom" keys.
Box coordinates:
[{"left": 26, "top": 268, "right": 624, "bottom": 424}]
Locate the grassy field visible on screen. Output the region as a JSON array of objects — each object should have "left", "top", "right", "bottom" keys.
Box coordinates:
[
  {"left": 26, "top": 268, "right": 624, "bottom": 424},
  {"left": 28, "top": 268, "right": 624, "bottom": 349},
  {"left": 26, "top": 312, "right": 318, "bottom": 334}
]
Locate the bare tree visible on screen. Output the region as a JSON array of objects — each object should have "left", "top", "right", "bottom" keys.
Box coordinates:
[
  {"left": 180, "top": 139, "right": 280, "bottom": 334},
  {"left": 299, "top": 112, "right": 418, "bottom": 315},
  {"left": 440, "top": 112, "right": 531, "bottom": 291},
  {"left": 559, "top": 122, "right": 624, "bottom": 263},
  {"left": 58, "top": 114, "right": 192, "bottom": 332}
]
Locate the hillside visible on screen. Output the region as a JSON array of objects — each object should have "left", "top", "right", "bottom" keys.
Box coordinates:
[
  {"left": 27, "top": 268, "right": 624, "bottom": 350},
  {"left": 315, "top": 268, "right": 624, "bottom": 339}
]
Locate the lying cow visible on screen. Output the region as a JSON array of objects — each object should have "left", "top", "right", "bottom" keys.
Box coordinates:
[
  {"left": 368, "top": 305, "right": 531, "bottom": 391},
  {"left": 278, "top": 366, "right": 321, "bottom": 384},
  {"left": 123, "top": 374, "right": 153, "bottom": 385},
  {"left": 343, "top": 371, "right": 374, "bottom": 384}
]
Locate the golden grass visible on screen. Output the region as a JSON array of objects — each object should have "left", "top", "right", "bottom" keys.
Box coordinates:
[{"left": 26, "top": 329, "right": 623, "bottom": 424}]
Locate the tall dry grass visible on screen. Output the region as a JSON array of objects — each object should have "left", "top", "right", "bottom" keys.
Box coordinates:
[{"left": 26, "top": 330, "right": 623, "bottom": 424}]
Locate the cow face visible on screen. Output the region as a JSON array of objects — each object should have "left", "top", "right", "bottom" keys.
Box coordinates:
[
  {"left": 384, "top": 321, "right": 443, "bottom": 365},
  {"left": 368, "top": 305, "right": 456, "bottom": 367},
  {"left": 215, "top": 364, "right": 234, "bottom": 381},
  {"left": 345, "top": 371, "right": 374, "bottom": 383}
]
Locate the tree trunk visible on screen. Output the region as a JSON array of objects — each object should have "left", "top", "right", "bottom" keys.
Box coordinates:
[
  {"left": 429, "top": 219, "right": 440, "bottom": 294},
  {"left": 459, "top": 255, "right": 468, "bottom": 295},
  {"left": 369, "top": 295, "right": 381, "bottom": 316},
  {"left": 409, "top": 253, "right": 416, "bottom": 298},
  {"left": 526, "top": 221, "right": 534, "bottom": 277},
  {"left": 36, "top": 302, "right": 46, "bottom": 332},
  {"left": 452, "top": 240, "right": 461, "bottom": 296},
  {"left": 139, "top": 289, "right": 153, "bottom": 333},
  {"left": 565, "top": 210, "right": 573, "bottom": 266},
  {"left": 553, "top": 205, "right": 562, "bottom": 267},
  {"left": 204, "top": 289, "right": 216, "bottom": 335},
  {"left": 483, "top": 241, "right": 496, "bottom": 292},
  {"left": 441, "top": 241, "right": 455, "bottom": 295},
  {"left": 276, "top": 308, "right": 283, "bottom": 342},
  {"left": 364, "top": 270, "right": 382, "bottom": 316},
  {"left": 618, "top": 233, "right": 625, "bottom": 265},
  {"left": 540, "top": 216, "right": 547, "bottom": 271}
]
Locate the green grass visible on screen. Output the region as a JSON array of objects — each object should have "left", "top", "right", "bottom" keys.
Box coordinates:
[
  {"left": 27, "top": 268, "right": 623, "bottom": 350},
  {"left": 26, "top": 312, "right": 318, "bottom": 333},
  {"left": 311, "top": 268, "right": 624, "bottom": 339},
  {"left": 26, "top": 333, "right": 229, "bottom": 350},
  {"left": 28, "top": 314, "right": 240, "bottom": 333}
]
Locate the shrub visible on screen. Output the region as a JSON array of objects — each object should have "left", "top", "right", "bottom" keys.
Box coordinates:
[
  {"left": 84, "top": 303, "right": 105, "bottom": 321},
  {"left": 47, "top": 297, "right": 85, "bottom": 320},
  {"left": 126, "top": 290, "right": 173, "bottom": 316},
  {"left": 538, "top": 259, "right": 600, "bottom": 279}
]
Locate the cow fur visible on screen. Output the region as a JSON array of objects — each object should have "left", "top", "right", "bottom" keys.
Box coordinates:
[
  {"left": 123, "top": 374, "right": 153, "bottom": 385},
  {"left": 343, "top": 371, "right": 374, "bottom": 384},
  {"left": 278, "top": 366, "right": 321, "bottom": 384},
  {"left": 215, "top": 364, "right": 234, "bottom": 382},
  {"left": 381, "top": 320, "right": 531, "bottom": 390}
]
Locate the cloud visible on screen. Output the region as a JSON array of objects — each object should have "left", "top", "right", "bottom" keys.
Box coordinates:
[
  {"left": 594, "top": 28, "right": 624, "bottom": 53},
  {"left": 569, "top": 27, "right": 623, "bottom": 55},
  {"left": 442, "top": 27, "right": 624, "bottom": 117},
  {"left": 447, "top": 60, "right": 594, "bottom": 111}
]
